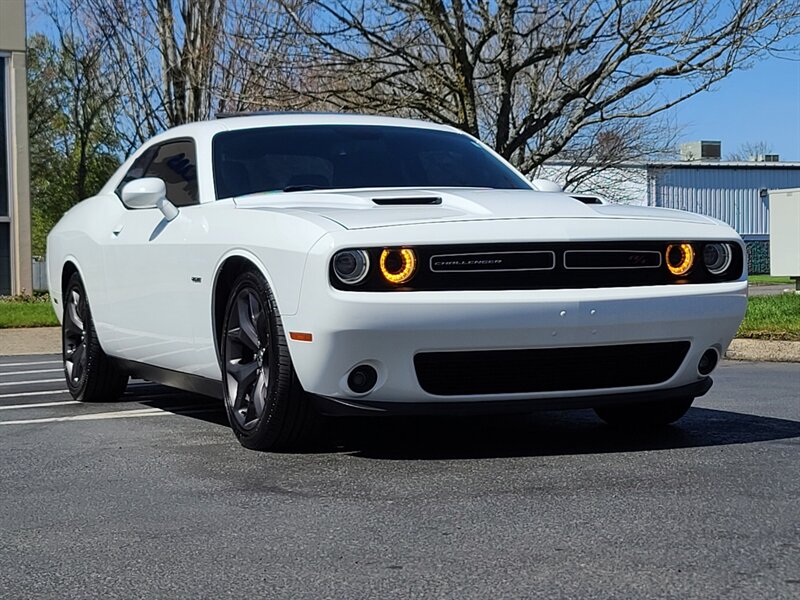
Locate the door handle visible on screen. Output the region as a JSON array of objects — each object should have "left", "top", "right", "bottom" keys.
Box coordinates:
[{"left": 112, "top": 223, "right": 124, "bottom": 236}]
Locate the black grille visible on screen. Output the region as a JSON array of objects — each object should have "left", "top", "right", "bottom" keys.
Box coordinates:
[
  {"left": 564, "top": 250, "right": 662, "bottom": 269},
  {"left": 329, "top": 241, "right": 744, "bottom": 291},
  {"left": 414, "top": 342, "right": 690, "bottom": 396},
  {"left": 430, "top": 251, "right": 555, "bottom": 272}
]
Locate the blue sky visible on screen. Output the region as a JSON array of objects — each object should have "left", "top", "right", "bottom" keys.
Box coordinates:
[{"left": 668, "top": 56, "right": 800, "bottom": 161}]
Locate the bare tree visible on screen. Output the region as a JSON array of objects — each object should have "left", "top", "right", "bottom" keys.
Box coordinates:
[
  {"left": 71, "top": 0, "right": 227, "bottom": 150},
  {"left": 726, "top": 140, "right": 775, "bottom": 161},
  {"left": 33, "top": 2, "right": 121, "bottom": 199},
  {"left": 26, "top": 24, "right": 122, "bottom": 254},
  {"left": 37, "top": 0, "right": 298, "bottom": 152},
  {"left": 275, "top": 0, "right": 800, "bottom": 175},
  {"left": 537, "top": 117, "right": 678, "bottom": 191}
]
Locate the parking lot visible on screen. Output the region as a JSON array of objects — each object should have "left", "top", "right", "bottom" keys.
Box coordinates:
[{"left": 1, "top": 354, "right": 798, "bottom": 599}]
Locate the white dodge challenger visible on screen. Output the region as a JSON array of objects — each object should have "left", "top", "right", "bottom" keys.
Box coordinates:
[{"left": 47, "top": 113, "right": 748, "bottom": 450}]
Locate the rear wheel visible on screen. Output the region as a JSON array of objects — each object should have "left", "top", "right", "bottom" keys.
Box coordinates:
[
  {"left": 62, "top": 272, "right": 128, "bottom": 402},
  {"left": 220, "top": 270, "right": 320, "bottom": 451},
  {"left": 594, "top": 397, "right": 694, "bottom": 427}
]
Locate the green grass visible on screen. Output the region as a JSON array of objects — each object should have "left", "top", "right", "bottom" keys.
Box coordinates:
[
  {"left": 748, "top": 275, "right": 796, "bottom": 285},
  {"left": 737, "top": 293, "right": 800, "bottom": 341},
  {"left": 0, "top": 295, "right": 59, "bottom": 328}
]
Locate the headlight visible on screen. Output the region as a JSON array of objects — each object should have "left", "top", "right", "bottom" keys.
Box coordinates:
[
  {"left": 332, "top": 250, "right": 370, "bottom": 284},
  {"left": 665, "top": 243, "right": 694, "bottom": 276},
  {"left": 379, "top": 248, "right": 417, "bottom": 284},
  {"left": 702, "top": 243, "right": 732, "bottom": 275}
]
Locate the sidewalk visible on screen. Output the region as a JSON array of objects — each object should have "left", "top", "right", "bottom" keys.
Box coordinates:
[
  {"left": 1, "top": 326, "right": 798, "bottom": 362},
  {"left": 0, "top": 327, "right": 61, "bottom": 356}
]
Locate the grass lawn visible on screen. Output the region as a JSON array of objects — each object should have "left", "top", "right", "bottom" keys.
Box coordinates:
[
  {"left": 748, "top": 275, "right": 796, "bottom": 285},
  {"left": 737, "top": 293, "right": 800, "bottom": 341},
  {"left": 0, "top": 298, "right": 59, "bottom": 328}
]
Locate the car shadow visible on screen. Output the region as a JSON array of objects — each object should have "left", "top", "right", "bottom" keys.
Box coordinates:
[
  {"left": 130, "top": 387, "right": 230, "bottom": 427},
  {"left": 131, "top": 386, "right": 800, "bottom": 459},
  {"left": 330, "top": 408, "right": 800, "bottom": 460}
]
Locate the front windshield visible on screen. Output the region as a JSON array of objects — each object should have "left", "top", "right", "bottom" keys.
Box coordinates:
[{"left": 212, "top": 124, "right": 530, "bottom": 199}]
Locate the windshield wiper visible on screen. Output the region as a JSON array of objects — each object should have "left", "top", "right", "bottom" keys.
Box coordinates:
[{"left": 282, "top": 184, "right": 329, "bottom": 192}]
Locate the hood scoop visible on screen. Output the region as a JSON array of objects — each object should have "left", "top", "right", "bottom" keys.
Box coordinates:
[
  {"left": 372, "top": 196, "right": 442, "bottom": 206},
  {"left": 571, "top": 194, "right": 604, "bottom": 205}
]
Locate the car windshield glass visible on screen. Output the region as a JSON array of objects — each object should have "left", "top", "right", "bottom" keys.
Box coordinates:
[{"left": 212, "top": 124, "right": 530, "bottom": 199}]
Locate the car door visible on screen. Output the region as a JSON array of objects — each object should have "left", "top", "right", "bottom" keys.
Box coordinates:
[{"left": 101, "top": 139, "right": 202, "bottom": 372}]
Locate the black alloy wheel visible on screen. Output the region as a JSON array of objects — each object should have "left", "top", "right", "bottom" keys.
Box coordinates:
[
  {"left": 224, "top": 286, "right": 271, "bottom": 431},
  {"left": 63, "top": 284, "right": 88, "bottom": 385},
  {"left": 62, "top": 272, "right": 128, "bottom": 402},
  {"left": 221, "top": 270, "right": 320, "bottom": 450}
]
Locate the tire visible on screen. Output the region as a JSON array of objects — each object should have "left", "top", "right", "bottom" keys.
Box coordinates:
[
  {"left": 62, "top": 272, "right": 129, "bottom": 402},
  {"left": 220, "top": 270, "right": 320, "bottom": 451},
  {"left": 594, "top": 396, "right": 694, "bottom": 427}
]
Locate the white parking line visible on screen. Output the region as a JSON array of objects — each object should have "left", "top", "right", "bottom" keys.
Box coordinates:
[
  {"left": 0, "top": 368, "right": 63, "bottom": 376},
  {"left": 0, "top": 360, "right": 61, "bottom": 368},
  {"left": 0, "top": 406, "right": 214, "bottom": 425},
  {"left": 0, "top": 389, "right": 69, "bottom": 399},
  {"left": 0, "top": 400, "right": 80, "bottom": 410},
  {"left": 0, "top": 408, "right": 171, "bottom": 425},
  {"left": 0, "top": 378, "right": 64, "bottom": 387}
]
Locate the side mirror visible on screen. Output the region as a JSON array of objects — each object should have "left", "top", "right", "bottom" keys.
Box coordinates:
[
  {"left": 121, "top": 177, "right": 179, "bottom": 221},
  {"left": 530, "top": 179, "right": 564, "bottom": 193}
]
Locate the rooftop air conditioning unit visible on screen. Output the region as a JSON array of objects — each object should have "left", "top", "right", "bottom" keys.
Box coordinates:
[{"left": 680, "top": 141, "right": 721, "bottom": 161}]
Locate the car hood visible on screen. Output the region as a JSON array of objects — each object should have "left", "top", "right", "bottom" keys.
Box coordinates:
[{"left": 233, "top": 187, "right": 718, "bottom": 230}]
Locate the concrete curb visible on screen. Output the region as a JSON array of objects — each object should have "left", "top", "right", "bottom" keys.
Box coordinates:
[
  {"left": 1, "top": 326, "right": 799, "bottom": 363},
  {"left": 725, "top": 339, "right": 800, "bottom": 363}
]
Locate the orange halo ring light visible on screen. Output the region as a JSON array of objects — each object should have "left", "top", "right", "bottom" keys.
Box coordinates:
[
  {"left": 665, "top": 243, "right": 694, "bottom": 276},
  {"left": 379, "top": 248, "right": 417, "bottom": 284}
]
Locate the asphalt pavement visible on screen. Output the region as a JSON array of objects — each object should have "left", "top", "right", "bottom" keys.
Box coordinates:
[{"left": 0, "top": 354, "right": 798, "bottom": 599}]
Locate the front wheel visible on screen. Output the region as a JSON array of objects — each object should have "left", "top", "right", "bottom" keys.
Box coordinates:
[
  {"left": 594, "top": 397, "right": 694, "bottom": 428},
  {"left": 62, "top": 272, "right": 128, "bottom": 402},
  {"left": 220, "top": 270, "right": 320, "bottom": 451}
]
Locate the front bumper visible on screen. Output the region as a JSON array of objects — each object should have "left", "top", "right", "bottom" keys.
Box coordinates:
[
  {"left": 283, "top": 277, "right": 747, "bottom": 408},
  {"left": 311, "top": 378, "right": 714, "bottom": 416}
]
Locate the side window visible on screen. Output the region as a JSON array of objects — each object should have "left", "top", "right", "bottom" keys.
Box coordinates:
[
  {"left": 115, "top": 146, "right": 156, "bottom": 200},
  {"left": 144, "top": 140, "right": 199, "bottom": 207}
]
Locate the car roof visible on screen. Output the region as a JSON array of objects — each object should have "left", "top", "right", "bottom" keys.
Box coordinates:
[{"left": 153, "top": 112, "right": 463, "bottom": 142}]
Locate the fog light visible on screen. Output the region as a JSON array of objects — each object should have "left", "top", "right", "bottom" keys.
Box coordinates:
[
  {"left": 347, "top": 365, "right": 378, "bottom": 394},
  {"left": 698, "top": 349, "right": 719, "bottom": 376},
  {"left": 666, "top": 243, "right": 694, "bottom": 276}
]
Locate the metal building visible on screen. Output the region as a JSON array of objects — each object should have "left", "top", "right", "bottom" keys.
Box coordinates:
[
  {"left": 649, "top": 162, "right": 800, "bottom": 273},
  {"left": 539, "top": 158, "right": 800, "bottom": 274},
  {"left": 648, "top": 161, "right": 800, "bottom": 241},
  {"left": 0, "top": 0, "right": 32, "bottom": 295}
]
